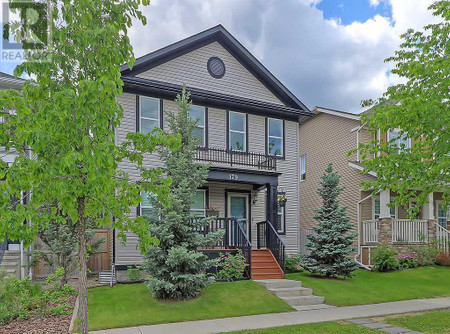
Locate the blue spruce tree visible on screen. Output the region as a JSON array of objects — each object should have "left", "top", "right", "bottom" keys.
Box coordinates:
[{"left": 305, "top": 163, "right": 359, "bottom": 278}]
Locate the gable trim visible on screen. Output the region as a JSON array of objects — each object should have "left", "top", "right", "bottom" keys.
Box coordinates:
[{"left": 121, "top": 25, "right": 310, "bottom": 112}]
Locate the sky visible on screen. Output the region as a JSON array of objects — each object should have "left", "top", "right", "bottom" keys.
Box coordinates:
[{"left": 0, "top": 0, "right": 440, "bottom": 113}]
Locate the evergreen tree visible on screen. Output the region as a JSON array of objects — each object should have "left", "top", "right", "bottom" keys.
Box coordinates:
[
  {"left": 305, "top": 164, "right": 359, "bottom": 278},
  {"left": 143, "top": 87, "right": 223, "bottom": 299}
]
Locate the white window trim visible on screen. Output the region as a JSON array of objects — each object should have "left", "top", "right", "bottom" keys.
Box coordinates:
[
  {"left": 277, "top": 197, "right": 286, "bottom": 234},
  {"left": 388, "top": 128, "right": 411, "bottom": 153},
  {"left": 189, "top": 105, "right": 206, "bottom": 147},
  {"left": 140, "top": 191, "right": 154, "bottom": 216},
  {"left": 267, "top": 118, "right": 283, "bottom": 157},
  {"left": 229, "top": 111, "right": 247, "bottom": 152},
  {"left": 435, "top": 200, "right": 449, "bottom": 227},
  {"left": 191, "top": 189, "right": 207, "bottom": 217},
  {"left": 300, "top": 154, "right": 306, "bottom": 181},
  {"left": 373, "top": 196, "right": 397, "bottom": 220},
  {"left": 139, "top": 96, "right": 160, "bottom": 133}
]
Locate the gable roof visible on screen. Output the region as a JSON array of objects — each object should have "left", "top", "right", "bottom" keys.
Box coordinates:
[
  {"left": 121, "top": 25, "right": 309, "bottom": 113},
  {"left": 0, "top": 71, "right": 25, "bottom": 89},
  {"left": 312, "top": 106, "right": 361, "bottom": 121}
]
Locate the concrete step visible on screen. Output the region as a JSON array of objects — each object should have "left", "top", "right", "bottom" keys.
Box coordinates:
[
  {"left": 255, "top": 279, "right": 301, "bottom": 289},
  {"left": 1, "top": 253, "right": 20, "bottom": 260},
  {"left": 269, "top": 287, "right": 313, "bottom": 297},
  {"left": 252, "top": 273, "right": 284, "bottom": 280},
  {"left": 1, "top": 257, "right": 19, "bottom": 265},
  {"left": 281, "top": 295, "right": 325, "bottom": 306},
  {"left": 293, "top": 304, "right": 336, "bottom": 312}
]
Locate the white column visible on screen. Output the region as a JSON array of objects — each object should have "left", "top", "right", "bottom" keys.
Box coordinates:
[
  {"left": 379, "top": 189, "right": 391, "bottom": 219},
  {"left": 422, "top": 192, "right": 435, "bottom": 220}
]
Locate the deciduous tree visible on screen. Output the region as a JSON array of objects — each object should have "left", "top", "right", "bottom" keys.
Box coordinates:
[{"left": 357, "top": 1, "right": 450, "bottom": 214}]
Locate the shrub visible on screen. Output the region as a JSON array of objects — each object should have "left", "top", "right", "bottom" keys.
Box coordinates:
[
  {"left": 216, "top": 250, "right": 246, "bottom": 281},
  {"left": 398, "top": 255, "right": 418, "bottom": 269},
  {"left": 0, "top": 268, "right": 76, "bottom": 325},
  {"left": 412, "top": 243, "right": 439, "bottom": 266},
  {"left": 285, "top": 254, "right": 306, "bottom": 273},
  {"left": 435, "top": 251, "right": 450, "bottom": 266},
  {"left": 127, "top": 266, "right": 142, "bottom": 281},
  {"left": 372, "top": 244, "right": 399, "bottom": 272}
]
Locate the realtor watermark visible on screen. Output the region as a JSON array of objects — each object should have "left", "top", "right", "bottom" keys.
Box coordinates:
[{"left": 1, "top": 0, "right": 52, "bottom": 62}]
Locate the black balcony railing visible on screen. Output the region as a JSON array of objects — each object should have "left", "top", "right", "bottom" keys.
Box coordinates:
[
  {"left": 196, "top": 147, "right": 277, "bottom": 171},
  {"left": 194, "top": 218, "right": 252, "bottom": 278}
]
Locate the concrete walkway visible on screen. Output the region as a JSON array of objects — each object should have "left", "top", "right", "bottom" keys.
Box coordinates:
[{"left": 91, "top": 297, "right": 450, "bottom": 334}]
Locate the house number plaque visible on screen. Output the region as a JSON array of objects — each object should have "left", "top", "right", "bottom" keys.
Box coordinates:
[{"left": 229, "top": 173, "right": 239, "bottom": 181}]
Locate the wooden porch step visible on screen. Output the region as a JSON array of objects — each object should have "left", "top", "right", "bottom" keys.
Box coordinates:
[{"left": 251, "top": 249, "right": 284, "bottom": 280}]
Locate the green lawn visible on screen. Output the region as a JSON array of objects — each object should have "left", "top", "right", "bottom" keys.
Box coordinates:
[
  {"left": 88, "top": 280, "right": 293, "bottom": 330},
  {"left": 385, "top": 310, "right": 450, "bottom": 334},
  {"left": 286, "top": 266, "right": 450, "bottom": 306},
  {"left": 226, "top": 321, "right": 378, "bottom": 333}
]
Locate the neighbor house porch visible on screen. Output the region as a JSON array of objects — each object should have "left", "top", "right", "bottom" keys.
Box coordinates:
[{"left": 357, "top": 190, "right": 449, "bottom": 266}]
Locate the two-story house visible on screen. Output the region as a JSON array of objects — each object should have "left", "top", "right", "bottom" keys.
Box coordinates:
[
  {"left": 299, "top": 106, "right": 449, "bottom": 266},
  {"left": 112, "top": 25, "right": 313, "bottom": 279}
]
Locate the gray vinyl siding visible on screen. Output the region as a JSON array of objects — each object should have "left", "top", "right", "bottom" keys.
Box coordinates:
[
  {"left": 136, "top": 42, "right": 283, "bottom": 106},
  {"left": 115, "top": 93, "right": 301, "bottom": 264}
]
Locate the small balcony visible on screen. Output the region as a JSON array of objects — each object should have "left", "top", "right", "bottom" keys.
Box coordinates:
[{"left": 195, "top": 147, "right": 277, "bottom": 171}]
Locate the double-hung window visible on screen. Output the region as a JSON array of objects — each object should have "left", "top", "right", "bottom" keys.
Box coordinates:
[
  {"left": 229, "top": 111, "right": 246, "bottom": 151},
  {"left": 267, "top": 118, "right": 283, "bottom": 157},
  {"left": 300, "top": 154, "right": 306, "bottom": 181},
  {"left": 189, "top": 105, "right": 206, "bottom": 147},
  {"left": 139, "top": 96, "right": 161, "bottom": 133},
  {"left": 388, "top": 128, "right": 410, "bottom": 154},
  {"left": 191, "top": 189, "right": 206, "bottom": 217},
  {"left": 140, "top": 191, "right": 157, "bottom": 219}
]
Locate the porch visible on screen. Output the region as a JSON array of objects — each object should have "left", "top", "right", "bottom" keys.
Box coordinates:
[
  {"left": 197, "top": 218, "right": 285, "bottom": 280},
  {"left": 358, "top": 190, "right": 450, "bottom": 266}
]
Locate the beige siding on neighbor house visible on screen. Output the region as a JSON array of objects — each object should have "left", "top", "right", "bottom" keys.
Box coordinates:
[
  {"left": 299, "top": 113, "right": 375, "bottom": 247},
  {"left": 137, "top": 42, "right": 283, "bottom": 105}
]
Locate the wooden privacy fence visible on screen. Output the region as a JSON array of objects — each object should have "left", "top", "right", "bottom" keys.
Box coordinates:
[
  {"left": 33, "top": 229, "right": 110, "bottom": 278},
  {"left": 392, "top": 219, "right": 428, "bottom": 244}
]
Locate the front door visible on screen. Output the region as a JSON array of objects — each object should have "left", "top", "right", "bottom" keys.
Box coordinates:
[{"left": 227, "top": 193, "right": 250, "bottom": 238}]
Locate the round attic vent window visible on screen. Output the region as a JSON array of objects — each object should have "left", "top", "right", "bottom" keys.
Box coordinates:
[{"left": 207, "top": 57, "right": 225, "bottom": 78}]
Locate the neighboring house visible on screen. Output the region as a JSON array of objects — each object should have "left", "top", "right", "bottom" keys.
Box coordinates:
[
  {"left": 114, "top": 25, "right": 313, "bottom": 279},
  {"left": 0, "top": 71, "right": 28, "bottom": 278},
  {"left": 299, "top": 106, "right": 449, "bottom": 266}
]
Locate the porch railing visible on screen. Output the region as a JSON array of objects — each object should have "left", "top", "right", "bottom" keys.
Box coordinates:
[
  {"left": 392, "top": 219, "right": 428, "bottom": 244},
  {"left": 362, "top": 220, "right": 379, "bottom": 243},
  {"left": 256, "top": 221, "right": 285, "bottom": 272},
  {"left": 436, "top": 223, "right": 450, "bottom": 253},
  {"left": 195, "top": 147, "right": 277, "bottom": 171},
  {"left": 194, "top": 218, "right": 252, "bottom": 278}
]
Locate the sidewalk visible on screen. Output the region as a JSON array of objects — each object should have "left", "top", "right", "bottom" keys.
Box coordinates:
[{"left": 91, "top": 297, "right": 450, "bottom": 334}]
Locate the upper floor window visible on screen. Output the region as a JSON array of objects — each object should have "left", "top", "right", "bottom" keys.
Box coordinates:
[
  {"left": 267, "top": 118, "right": 284, "bottom": 157},
  {"left": 140, "top": 191, "right": 157, "bottom": 218},
  {"left": 191, "top": 189, "right": 206, "bottom": 217},
  {"left": 189, "top": 105, "right": 206, "bottom": 147},
  {"left": 388, "top": 128, "right": 410, "bottom": 154},
  {"left": 229, "top": 111, "right": 247, "bottom": 151},
  {"left": 300, "top": 154, "right": 306, "bottom": 181},
  {"left": 139, "top": 96, "right": 161, "bottom": 134}
]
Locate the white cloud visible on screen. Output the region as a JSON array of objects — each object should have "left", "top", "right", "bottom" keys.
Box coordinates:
[
  {"left": 369, "top": 0, "right": 381, "bottom": 7},
  {"left": 128, "top": 0, "right": 439, "bottom": 113}
]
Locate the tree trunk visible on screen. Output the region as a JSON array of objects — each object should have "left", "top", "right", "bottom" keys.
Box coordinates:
[{"left": 77, "top": 198, "right": 89, "bottom": 334}]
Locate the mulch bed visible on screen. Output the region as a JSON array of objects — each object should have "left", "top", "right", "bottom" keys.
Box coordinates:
[{"left": 0, "top": 295, "right": 77, "bottom": 334}]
